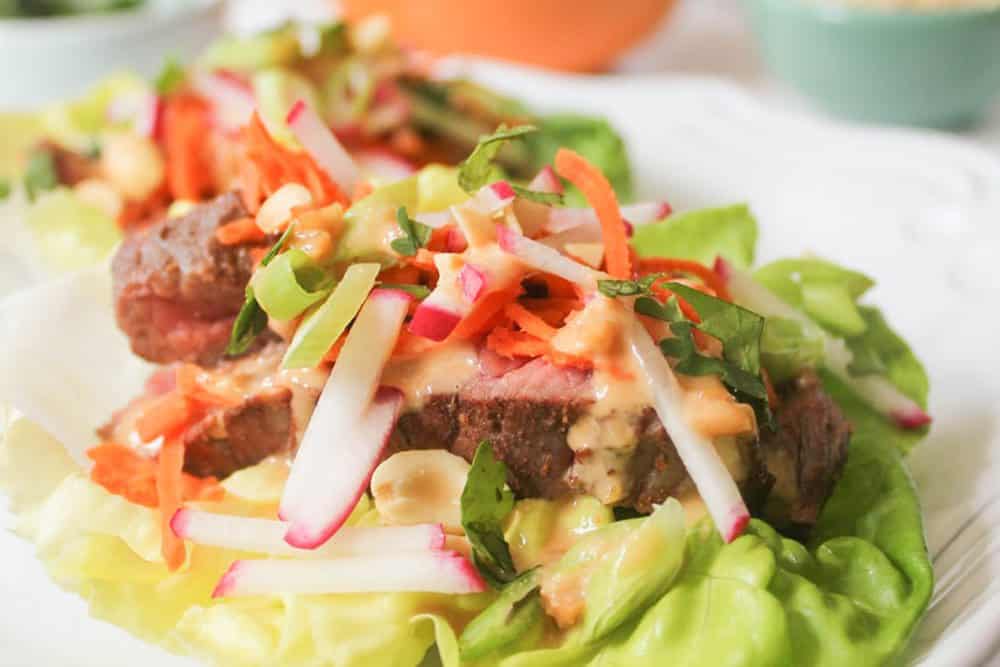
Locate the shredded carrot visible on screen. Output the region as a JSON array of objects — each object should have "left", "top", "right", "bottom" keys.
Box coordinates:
[
  {"left": 639, "top": 257, "right": 731, "bottom": 301},
  {"left": 175, "top": 364, "right": 243, "bottom": 408},
  {"left": 449, "top": 287, "right": 522, "bottom": 341},
  {"left": 135, "top": 393, "right": 195, "bottom": 442},
  {"left": 162, "top": 95, "right": 214, "bottom": 201},
  {"left": 486, "top": 327, "right": 592, "bottom": 371},
  {"left": 157, "top": 438, "right": 187, "bottom": 571},
  {"left": 215, "top": 217, "right": 266, "bottom": 246},
  {"left": 352, "top": 180, "right": 375, "bottom": 201},
  {"left": 322, "top": 335, "right": 347, "bottom": 363},
  {"left": 378, "top": 265, "right": 422, "bottom": 285},
  {"left": 239, "top": 161, "right": 263, "bottom": 214},
  {"left": 426, "top": 227, "right": 452, "bottom": 253},
  {"left": 554, "top": 148, "right": 631, "bottom": 279},
  {"left": 87, "top": 443, "right": 223, "bottom": 509},
  {"left": 243, "top": 113, "right": 349, "bottom": 208},
  {"left": 393, "top": 329, "right": 439, "bottom": 359},
  {"left": 505, "top": 302, "right": 559, "bottom": 341}
]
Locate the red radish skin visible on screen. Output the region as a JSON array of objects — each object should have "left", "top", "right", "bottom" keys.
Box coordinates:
[
  {"left": 171, "top": 509, "right": 446, "bottom": 556},
  {"left": 212, "top": 550, "right": 487, "bottom": 598},
  {"left": 459, "top": 264, "right": 487, "bottom": 302},
  {"left": 280, "top": 288, "right": 412, "bottom": 548},
  {"left": 409, "top": 303, "right": 464, "bottom": 342},
  {"left": 892, "top": 408, "right": 933, "bottom": 430},
  {"left": 283, "top": 387, "right": 403, "bottom": 548},
  {"left": 469, "top": 181, "right": 516, "bottom": 215},
  {"left": 286, "top": 99, "right": 360, "bottom": 192},
  {"left": 545, "top": 201, "right": 670, "bottom": 235},
  {"left": 724, "top": 509, "right": 751, "bottom": 543},
  {"left": 528, "top": 165, "right": 564, "bottom": 194}
]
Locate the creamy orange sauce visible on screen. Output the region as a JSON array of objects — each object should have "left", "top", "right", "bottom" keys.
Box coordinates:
[
  {"left": 677, "top": 374, "right": 756, "bottom": 438},
  {"left": 539, "top": 536, "right": 617, "bottom": 630},
  {"left": 551, "top": 296, "right": 631, "bottom": 361},
  {"left": 380, "top": 341, "right": 480, "bottom": 409}
]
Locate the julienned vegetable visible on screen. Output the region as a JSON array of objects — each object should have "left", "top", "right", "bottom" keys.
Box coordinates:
[
  {"left": 286, "top": 99, "right": 360, "bottom": 193},
  {"left": 171, "top": 509, "right": 446, "bottom": 558},
  {"left": 280, "top": 289, "right": 412, "bottom": 548},
  {"left": 282, "top": 262, "right": 381, "bottom": 369},
  {"left": 213, "top": 550, "right": 487, "bottom": 598},
  {"left": 251, "top": 248, "right": 332, "bottom": 321}
]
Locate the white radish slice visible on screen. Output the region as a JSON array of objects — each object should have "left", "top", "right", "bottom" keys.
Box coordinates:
[
  {"left": 459, "top": 264, "right": 487, "bottom": 301},
  {"left": 212, "top": 550, "right": 486, "bottom": 598},
  {"left": 496, "top": 224, "right": 604, "bottom": 291},
  {"left": 545, "top": 201, "right": 670, "bottom": 235},
  {"left": 107, "top": 91, "right": 162, "bottom": 139},
  {"left": 190, "top": 71, "right": 256, "bottom": 135},
  {"left": 279, "top": 288, "right": 412, "bottom": 548},
  {"left": 256, "top": 183, "right": 313, "bottom": 233},
  {"left": 408, "top": 297, "right": 466, "bottom": 342},
  {"left": 286, "top": 99, "right": 359, "bottom": 193},
  {"left": 528, "top": 165, "right": 564, "bottom": 194},
  {"left": 628, "top": 318, "right": 750, "bottom": 543},
  {"left": 468, "top": 181, "right": 516, "bottom": 216},
  {"left": 355, "top": 149, "right": 416, "bottom": 183},
  {"left": 171, "top": 509, "right": 445, "bottom": 557},
  {"left": 718, "top": 258, "right": 931, "bottom": 429}
]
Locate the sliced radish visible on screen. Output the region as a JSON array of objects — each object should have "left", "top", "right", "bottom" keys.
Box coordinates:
[
  {"left": 545, "top": 201, "right": 670, "bottom": 235},
  {"left": 459, "top": 264, "right": 487, "bottom": 302},
  {"left": 528, "top": 165, "right": 564, "bottom": 194},
  {"left": 718, "top": 258, "right": 932, "bottom": 430},
  {"left": 409, "top": 300, "right": 465, "bottom": 342},
  {"left": 468, "top": 181, "right": 516, "bottom": 216},
  {"left": 212, "top": 550, "right": 486, "bottom": 598},
  {"left": 286, "top": 99, "right": 359, "bottom": 193},
  {"left": 190, "top": 70, "right": 256, "bottom": 135},
  {"left": 279, "top": 288, "right": 412, "bottom": 548},
  {"left": 171, "top": 509, "right": 445, "bottom": 557},
  {"left": 496, "top": 224, "right": 603, "bottom": 291},
  {"left": 355, "top": 149, "right": 417, "bottom": 183},
  {"left": 628, "top": 319, "right": 750, "bottom": 543}
]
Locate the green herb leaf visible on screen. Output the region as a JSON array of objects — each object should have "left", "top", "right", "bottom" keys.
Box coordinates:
[
  {"left": 511, "top": 183, "right": 564, "bottom": 206},
  {"left": 226, "top": 223, "right": 296, "bottom": 355},
  {"left": 458, "top": 124, "right": 538, "bottom": 194},
  {"left": 154, "top": 56, "right": 186, "bottom": 96},
  {"left": 597, "top": 274, "right": 664, "bottom": 298},
  {"left": 666, "top": 282, "right": 764, "bottom": 376},
  {"left": 634, "top": 295, "right": 684, "bottom": 323},
  {"left": 23, "top": 149, "right": 59, "bottom": 202},
  {"left": 0, "top": 179, "right": 10, "bottom": 201},
  {"left": 227, "top": 288, "right": 269, "bottom": 356},
  {"left": 389, "top": 206, "right": 431, "bottom": 257},
  {"left": 379, "top": 283, "right": 431, "bottom": 299},
  {"left": 461, "top": 441, "right": 517, "bottom": 588}
]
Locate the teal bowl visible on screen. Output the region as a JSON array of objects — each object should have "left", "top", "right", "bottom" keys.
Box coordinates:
[{"left": 742, "top": 0, "right": 1000, "bottom": 128}]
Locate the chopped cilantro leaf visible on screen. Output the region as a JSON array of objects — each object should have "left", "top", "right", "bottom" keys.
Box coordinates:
[
  {"left": 154, "top": 56, "right": 186, "bottom": 96},
  {"left": 390, "top": 206, "right": 431, "bottom": 257},
  {"left": 511, "top": 184, "right": 563, "bottom": 205},
  {"left": 597, "top": 274, "right": 664, "bottom": 298},
  {"left": 461, "top": 441, "right": 517, "bottom": 588},
  {"left": 458, "top": 124, "right": 538, "bottom": 194},
  {"left": 23, "top": 149, "right": 59, "bottom": 202}
]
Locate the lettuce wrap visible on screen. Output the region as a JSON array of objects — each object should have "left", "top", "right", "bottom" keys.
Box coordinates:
[{"left": 0, "top": 201, "right": 931, "bottom": 666}]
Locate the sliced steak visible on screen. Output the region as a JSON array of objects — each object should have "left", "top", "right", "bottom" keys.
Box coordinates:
[
  {"left": 759, "top": 372, "right": 851, "bottom": 535},
  {"left": 111, "top": 191, "right": 266, "bottom": 365},
  {"left": 98, "top": 344, "right": 300, "bottom": 479}
]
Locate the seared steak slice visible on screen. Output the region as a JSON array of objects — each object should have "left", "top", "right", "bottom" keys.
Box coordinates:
[
  {"left": 111, "top": 191, "right": 266, "bottom": 365},
  {"left": 759, "top": 372, "right": 851, "bottom": 535},
  {"left": 98, "top": 344, "right": 299, "bottom": 479},
  {"left": 182, "top": 388, "right": 294, "bottom": 479}
]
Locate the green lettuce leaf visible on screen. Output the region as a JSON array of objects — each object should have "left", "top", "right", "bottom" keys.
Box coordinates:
[{"left": 631, "top": 204, "right": 758, "bottom": 268}]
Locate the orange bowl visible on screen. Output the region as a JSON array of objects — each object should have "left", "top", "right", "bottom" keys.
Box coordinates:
[{"left": 341, "top": 0, "right": 678, "bottom": 72}]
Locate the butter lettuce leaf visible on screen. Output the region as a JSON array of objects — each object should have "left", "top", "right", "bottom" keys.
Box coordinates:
[{"left": 631, "top": 204, "right": 758, "bottom": 269}]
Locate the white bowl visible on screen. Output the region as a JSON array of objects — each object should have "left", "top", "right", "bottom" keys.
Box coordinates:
[{"left": 0, "top": 0, "right": 223, "bottom": 110}]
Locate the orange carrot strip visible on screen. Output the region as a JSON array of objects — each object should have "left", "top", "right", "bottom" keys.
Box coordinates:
[
  {"left": 163, "top": 95, "right": 213, "bottom": 202},
  {"left": 135, "top": 393, "right": 195, "bottom": 442},
  {"left": 639, "top": 257, "right": 731, "bottom": 301},
  {"left": 554, "top": 149, "right": 631, "bottom": 279},
  {"left": 215, "top": 217, "right": 266, "bottom": 245},
  {"left": 88, "top": 443, "right": 224, "bottom": 509},
  {"left": 449, "top": 287, "right": 522, "bottom": 341},
  {"left": 505, "top": 302, "right": 559, "bottom": 341},
  {"left": 322, "top": 335, "right": 347, "bottom": 363},
  {"left": 486, "top": 328, "right": 550, "bottom": 359},
  {"left": 157, "top": 438, "right": 187, "bottom": 571}
]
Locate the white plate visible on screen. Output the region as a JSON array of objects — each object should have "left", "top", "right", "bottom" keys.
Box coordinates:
[{"left": 3, "top": 69, "right": 1000, "bottom": 666}]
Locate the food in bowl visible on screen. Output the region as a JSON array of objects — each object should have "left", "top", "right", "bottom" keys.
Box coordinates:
[
  {"left": 0, "top": 0, "right": 143, "bottom": 17},
  {"left": 0, "top": 18, "right": 935, "bottom": 667}
]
